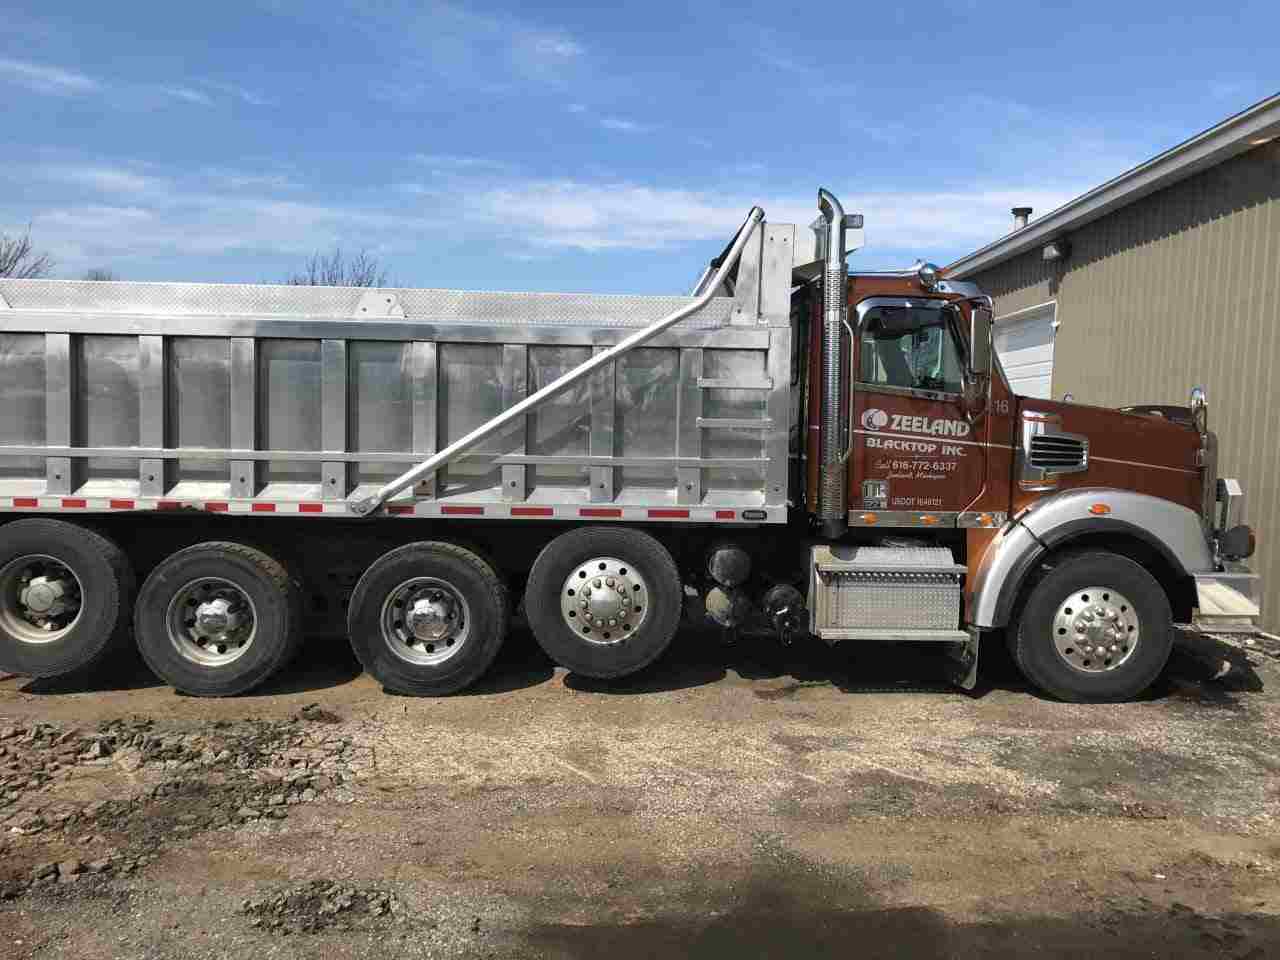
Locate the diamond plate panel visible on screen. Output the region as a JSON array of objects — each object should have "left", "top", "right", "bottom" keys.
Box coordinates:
[
  {"left": 827, "top": 575, "right": 961, "bottom": 630},
  {"left": 0, "top": 280, "right": 735, "bottom": 329},
  {"left": 811, "top": 545, "right": 963, "bottom": 632}
]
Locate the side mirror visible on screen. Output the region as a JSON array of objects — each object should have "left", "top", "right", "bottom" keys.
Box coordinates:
[
  {"left": 969, "top": 301, "right": 993, "bottom": 376},
  {"left": 963, "top": 300, "right": 993, "bottom": 420}
]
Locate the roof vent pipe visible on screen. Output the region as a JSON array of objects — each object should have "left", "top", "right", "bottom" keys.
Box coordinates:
[
  {"left": 1012, "top": 206, "right": 1033, "bottom": 230},
  {"left": 816, "top": 188, "right": 849, "bottom": 538}
]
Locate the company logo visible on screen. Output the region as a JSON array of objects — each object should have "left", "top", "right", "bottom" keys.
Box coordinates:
[{"left": 861, "top": 408, "right": 889, "bottom": 430}]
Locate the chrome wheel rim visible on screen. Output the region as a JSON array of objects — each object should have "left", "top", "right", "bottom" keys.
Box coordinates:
[
  {"left": 560, "top": 556, "right": 648, "bottom": 645},
  {"left": 0, "top": 554, "right": 84, "bottom": 645},
  {"left": 166, "top": 577, "right": 258, "bottom": 667},
  {"left": 1052, "top": 586, "right": 1139, "bottom": 673},
  {"left": 380, "top": 577, "right": 471, "bottom": 666}
]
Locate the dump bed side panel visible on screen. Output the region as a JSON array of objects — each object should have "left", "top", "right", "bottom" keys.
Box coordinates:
[{"left": 0, "top": 279, "right": 791, "bottom": 523}]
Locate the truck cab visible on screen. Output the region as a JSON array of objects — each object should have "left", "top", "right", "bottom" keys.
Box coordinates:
[{"left": 789, "top": 195, "right": 1259, "bottom": 699}]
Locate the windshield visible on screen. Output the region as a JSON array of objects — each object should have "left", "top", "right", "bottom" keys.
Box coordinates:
[{"left": 858, "top": 305, "right": 964, "bottom": 394}]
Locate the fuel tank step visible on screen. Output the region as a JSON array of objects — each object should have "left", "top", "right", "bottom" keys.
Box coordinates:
[{"left": 808, "top": 545, "right": 965, "bottom": 641}]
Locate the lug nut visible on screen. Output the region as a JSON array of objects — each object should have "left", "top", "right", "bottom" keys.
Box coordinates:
[
  {"left": 606, "top": 578, "right": 615, "bottom": 587},
  {"left": 608, "top": 619, "right": 617, "bottom": 627},
  {"left": 593, "top": 579, "right": 602, "bottom": 588}
]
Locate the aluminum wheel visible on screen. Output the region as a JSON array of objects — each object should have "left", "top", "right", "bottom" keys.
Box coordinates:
[
  {"left": 379, "top": 577, "right": 471, "bottom": 666},
  {"left": 166, "top": 577, "right": 258, "bottom": 667},
  {"left": 0, "top": 554, "right": 84, "bottom": 645},
  {"left": 1052, "top": 586, "right": 1139, "bottom": 673},
  {"left": 559, "top": 556, "right": 649, "bottom": 645}
]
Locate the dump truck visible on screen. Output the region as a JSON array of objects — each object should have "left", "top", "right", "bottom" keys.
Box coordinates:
[{"left": 0, "top": 189, "right": 1261, "bottom": 701}]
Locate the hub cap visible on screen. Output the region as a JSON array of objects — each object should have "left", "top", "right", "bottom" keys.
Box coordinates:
[
  {"left": 1052, "top": 586, "right": 1139, "bottom": 673},
  {"left": 559, "top": 557, "right": 648, "bottom": 644},
  {"left": 380, "top": 577, "right": 470, "bottom": 666},
  {"left": 0, "top": 555, "right": 84, "bottom": 644},
  {"left": 166, "top": 577, "right": 258, "bottom": 667}
]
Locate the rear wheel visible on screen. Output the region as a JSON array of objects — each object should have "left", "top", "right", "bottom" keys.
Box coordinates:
[
  {"left": 134, "top": 542, "right": 301, "bottom": 697},
  {"left": 526, "top": 526, "right": 681, "bottom": 679},
  {"left": 1012, "top": 550, "right": 1172, "bottom": 702},
  {"left": 346, "top": 542, "right": 508, "bottom": 696},
  {"left": 0, "top": 519, "right": 134, "bottom": 679}
]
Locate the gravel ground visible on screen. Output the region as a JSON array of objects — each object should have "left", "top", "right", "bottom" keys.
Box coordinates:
[{"left": 1, "top": 627, "right": 1278, "bottom": 958}]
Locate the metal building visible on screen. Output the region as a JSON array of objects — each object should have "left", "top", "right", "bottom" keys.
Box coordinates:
[{"left": 948, "top": 93, "right": 1280, "bottom": 628}]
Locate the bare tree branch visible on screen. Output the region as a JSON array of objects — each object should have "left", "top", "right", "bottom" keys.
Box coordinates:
[
  {"left": 82, "top": 268, "right": 118, "bottom": 281},
  {"left": 285, "top": 247, "right": 388, "bottom": 288},
  {"left": 0, "top": 226, "right": 55, "bottom": 279}
]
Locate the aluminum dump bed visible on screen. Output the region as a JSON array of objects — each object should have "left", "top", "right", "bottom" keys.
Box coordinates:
[{"left": 0, "top": 216, "right": 804, "bottom": 524}]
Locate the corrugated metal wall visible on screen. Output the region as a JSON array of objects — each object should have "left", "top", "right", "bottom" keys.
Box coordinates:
[{"left": 971, "top": 140, "right": 1280, "bottom": 628}]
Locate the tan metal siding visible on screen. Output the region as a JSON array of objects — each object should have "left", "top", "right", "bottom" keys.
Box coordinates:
[{"left": 970, "top": 141, "right": 1280, "bottom": 628}]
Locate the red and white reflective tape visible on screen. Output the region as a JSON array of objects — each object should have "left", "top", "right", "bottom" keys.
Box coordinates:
[{"left": 1, "top": 496, "right": 780, "bottom": 524}]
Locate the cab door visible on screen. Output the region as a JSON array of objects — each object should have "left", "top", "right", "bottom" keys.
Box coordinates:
[{"left": 848, "top": 298, "right": 986, "bottom": 522}]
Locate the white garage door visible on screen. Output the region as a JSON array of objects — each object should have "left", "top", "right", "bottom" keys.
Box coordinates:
[{"left": 994, "top": 302, "right": 1056, "bottom": 399}]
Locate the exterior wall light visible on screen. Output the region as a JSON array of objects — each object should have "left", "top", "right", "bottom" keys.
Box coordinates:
[{"left": 1042, "top": 240, "right": 1071, "bottom": 262}]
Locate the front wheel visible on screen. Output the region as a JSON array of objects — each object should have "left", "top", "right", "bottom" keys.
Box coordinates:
[{"left": 1012, "top": 550, "right": 1173, "bottom": 702}]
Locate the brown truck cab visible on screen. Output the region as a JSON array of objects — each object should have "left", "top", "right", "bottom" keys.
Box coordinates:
[{"left": 795, "top": 202, "right": 1258, "bottom": 700}]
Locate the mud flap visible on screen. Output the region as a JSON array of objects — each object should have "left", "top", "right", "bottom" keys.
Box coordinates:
[{"left": 945, "top": 627, "right": 980, "bottom": 691}]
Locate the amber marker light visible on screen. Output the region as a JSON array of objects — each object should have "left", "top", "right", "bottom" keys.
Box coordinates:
[{"left": 1089, "top": 503, "right": 1112, "bottom": 516}]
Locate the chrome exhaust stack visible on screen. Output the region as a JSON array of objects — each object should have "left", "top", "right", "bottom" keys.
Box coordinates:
[{"left": 816, "top": 188, "right": 849, "bottom": 538}]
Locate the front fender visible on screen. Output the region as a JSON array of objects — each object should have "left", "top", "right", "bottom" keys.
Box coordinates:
[{"left": 970, "top": 488, "right": 1213, "bottom": 629}]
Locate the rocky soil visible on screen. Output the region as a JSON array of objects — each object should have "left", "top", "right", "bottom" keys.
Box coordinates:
[{"left": 0, "top": 630, "right": 1277, "bottom": 958}]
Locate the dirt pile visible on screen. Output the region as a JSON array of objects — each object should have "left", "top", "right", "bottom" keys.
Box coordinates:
[
  {"left": 241, "top": 879, "right": 402, "bottom": 934},
  {"left": 1, "top": 711, "right": 363, "bottom": 901}
]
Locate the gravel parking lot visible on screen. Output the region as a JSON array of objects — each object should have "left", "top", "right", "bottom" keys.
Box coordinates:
[{"left": 2, "top": 629, "right": 1279, "bottom": 959}]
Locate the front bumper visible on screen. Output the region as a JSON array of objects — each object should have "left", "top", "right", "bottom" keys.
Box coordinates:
[{"left": 1191, "top": 561, "right": 1262, "bottom": 634}]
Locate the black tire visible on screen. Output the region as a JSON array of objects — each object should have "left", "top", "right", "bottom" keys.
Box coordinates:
[
  {"left": 526, "top": 526, "right": 681, "bottom": 679},
  {"left": 1012, "top": 550, "right": 1173, "bottom": 702},
  {"left": 134, "top": 542, "right": 302, "bottom": 697},
  {"left": 346, "top": 542, "right": 508, "bottom": 696},
  {"left": 0, "top": 519, "right": 135, "bottom": 679}
]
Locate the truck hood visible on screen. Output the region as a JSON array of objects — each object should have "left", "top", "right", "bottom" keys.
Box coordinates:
[{"left": 1016, "top": 397, "right": 1203, "bottom": 512}]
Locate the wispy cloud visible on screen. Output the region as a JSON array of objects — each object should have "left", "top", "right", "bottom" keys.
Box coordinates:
[
  {"left": 156, "top": 85, "right": 214, "bottom": 106},
  {"left": 0, "top": 57, "right": 99, "bottom": 96},
  {"left": 42, "top": 165, "right": 159, "bottom": 194},
  {"left": 204, "top": 80, "right": 275, "bottom": 107},
  {"left": 3, "top": 150, "right": 1089, "bottom": 279},
  {"left": 414, "top": 153, "right": 515, "bottom": 173},
  {"left": 0, "top": 58, "right": 275, "bottom": 110},
  {"left": 598, "top": 116, "right": 652, "bottom": 134},
  {"left": 331, "top": 1, "right": 586, "bottom": 103}
]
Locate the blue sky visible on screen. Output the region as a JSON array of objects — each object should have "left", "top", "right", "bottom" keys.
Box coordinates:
[{"left": 1, "top": 1, "right": 1275, "bottom": 293}]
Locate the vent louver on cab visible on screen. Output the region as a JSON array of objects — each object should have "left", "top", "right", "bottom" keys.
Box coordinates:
[
  {"left": 1029, "top": 433, "right": 1088, "bottom": 471},
  {"left": 1020, "top": 412, "right": 1088, "bottom": 489}
]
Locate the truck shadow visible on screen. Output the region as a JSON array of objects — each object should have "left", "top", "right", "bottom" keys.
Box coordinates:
[{"left": 561, "top": 628, "right": 1268, "bottom": 706}]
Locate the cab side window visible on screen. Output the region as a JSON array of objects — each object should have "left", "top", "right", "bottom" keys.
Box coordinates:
[{"left": 858, "top": 305, "right": 964, "bottom": 394}]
